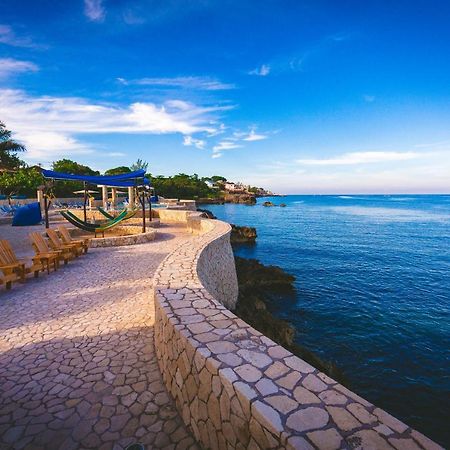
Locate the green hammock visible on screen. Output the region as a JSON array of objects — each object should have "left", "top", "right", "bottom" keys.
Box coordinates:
[
  {"left": 97, "top": 206, "right": 115, "bottom": 220},
  {"left": 60, "top": 209, "right": 136, "bottom": 235}
]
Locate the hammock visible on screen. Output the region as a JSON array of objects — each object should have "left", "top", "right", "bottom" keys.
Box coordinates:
[
  {"left": 60, "top": 209, "right": 137, "bottom": 236},
  {"left": 97, "top": 206, "right": 115, "bottom": 220}
]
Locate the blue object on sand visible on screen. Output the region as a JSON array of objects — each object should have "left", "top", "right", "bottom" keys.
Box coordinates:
[{"left": 12, "top": 202, "right": 42, "bottom": 226}]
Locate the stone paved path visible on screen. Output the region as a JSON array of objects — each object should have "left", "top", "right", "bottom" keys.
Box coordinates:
[{"left": 0, "top": 225, "right": 200, "bottom": 450}]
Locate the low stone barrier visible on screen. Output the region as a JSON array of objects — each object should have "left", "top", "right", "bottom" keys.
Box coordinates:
[
  {"left": 89, "top": 228, "right": 157, "bottom": 248},
  {"left": 153, "top": 217, "right": 441, "bottom": 450}
]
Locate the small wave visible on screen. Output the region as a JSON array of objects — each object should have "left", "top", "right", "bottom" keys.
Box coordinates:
[
  {"left": 337, "top": 196, "right": 354, "bottom": 199},
  {"left": 293, "top": 201, "right": 304, "bottom": 204}
]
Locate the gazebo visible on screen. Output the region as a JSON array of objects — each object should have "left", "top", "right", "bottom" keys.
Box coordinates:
[{"left": 40, "top": 169, "right": 152, "bottom": 232}]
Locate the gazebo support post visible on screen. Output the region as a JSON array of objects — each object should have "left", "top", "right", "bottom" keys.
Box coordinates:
[
  {"left": 83, "top": 181, "right": 87, "bottom": 222},
  {"left": 148, "top": 194, "right": 152, "bottom": 222},
  {"left": 141, "top": 190, "right": 146, "bottom": 233},
  {"left": 43, "top": 193, "right": 49, "bottom": 229}
]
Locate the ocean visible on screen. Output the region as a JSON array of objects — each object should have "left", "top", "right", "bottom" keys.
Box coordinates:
[{"left": 205, "top": 194, "right": 450, "bottom": 446}]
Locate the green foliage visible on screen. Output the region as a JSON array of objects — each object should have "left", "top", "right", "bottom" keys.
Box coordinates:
[
  {"left": 210, "top": 175, "right": 227, "bottom": 183},
  {"left": 104, "top": 166, "right": 131, "bottom": 175},
  {"left": 0, "top": 167, "right": 44, "bottom": 201},
  {"left": 52, "top": 159, "right": 99, "bottom": 176},
  {"left": 130, "top": 159, "right": 149, "bottom": 172},
  {"left": 51, "top": 159, "right": 100, "bottom": 197},
  {"left": 0, "top": 121, "right": 26, "bottom": 169},
  {"left": 152, "top": 173, "right": 219, "bottom": 199}
]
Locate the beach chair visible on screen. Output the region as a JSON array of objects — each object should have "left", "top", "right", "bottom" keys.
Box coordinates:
[
  {"left": 47, "top": 229, "right": 82, "bottom": 258},
  {"left": 0, "top": 270, "right": 20, "bottom": 290},
  {"left": 29, "top": 232, "right": 63, "bottom": 272},
  {"left": 58, "top": 226, "right": 90, "bottom": 254},
  {"left": 0, "top": 240, "right": 44, "bottom": 280}
]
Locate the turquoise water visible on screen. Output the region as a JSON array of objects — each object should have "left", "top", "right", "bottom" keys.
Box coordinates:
[{"left": 206, "top": 195, "right": 450, "bottom": 446}]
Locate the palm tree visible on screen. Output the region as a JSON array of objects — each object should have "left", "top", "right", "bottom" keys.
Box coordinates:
[{"left": 0, "top": 121, "right": 26, "bottom": 169}]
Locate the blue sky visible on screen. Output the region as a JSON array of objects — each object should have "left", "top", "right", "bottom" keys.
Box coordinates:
[{"left": 1, "top": 0, "right": 450, "bottom": 193}]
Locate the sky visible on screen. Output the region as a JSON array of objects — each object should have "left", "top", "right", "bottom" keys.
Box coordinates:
[{"left": 1, "top": 0, "right": 450, "bottom": 193}]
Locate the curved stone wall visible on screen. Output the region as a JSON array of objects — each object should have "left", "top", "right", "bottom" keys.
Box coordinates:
[{"left": 153, "top": 217, "right": 441, "bottom": 450}]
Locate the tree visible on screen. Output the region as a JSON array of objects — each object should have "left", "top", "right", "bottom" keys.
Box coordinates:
[
  {"left": 211, "top": 175, "right": 227, "bottom": 183},
  {"left": 0, "top": 121, "right": 26, "bottom": 169},
  {"left": 130, "top": 159, "right": 149, "bottom": 172},
  {"left": 151, "top": 173, "right": 219, "bottom": 199},
  {"left": 0, "top": 167, "right": 43, "bottom": 204},
  {"left": 51, "top": 159, "right": 99, "bottom": 197},
  {"left": 52, "top": 159, "right": 99, "bottom": 176},
  {"left": 104, "top": 166, "right": 131, "bottom": 175}
]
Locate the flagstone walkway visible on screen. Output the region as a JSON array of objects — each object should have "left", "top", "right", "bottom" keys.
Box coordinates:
[{"left": 0, "top": 224, "right": 200, "bottom": 450}]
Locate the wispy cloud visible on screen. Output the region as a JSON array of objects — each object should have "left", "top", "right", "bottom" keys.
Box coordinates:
[
  {"left": 0, "top": 25, "right": 38, "bottom": 48},
  {"left": 84, "top": 0, "right": 105, "bottom": 22},
  {"left": 0, "top": 89, "right": 227, "bottom": 162},
  {"left": 242, "top": 128, "right": 268, "bottom": 142},
  {"left": 248, "top": 64, "right": 271, "bottom": 76},
  {"left": 250, "top": 32, "right": 352, "bottom": 77},
  {"left": 183, "top": 135, "right": 206, "bottom": 149},
  {"left": 297, "top": 151, "right": 421, "bottom": 166},
  {"left": 212, "top": 140, "right": 242, "bottom": 158},
  {"left": 118, "top": 76, "right": 236, "bottom": 91},
  {"left": 0, "top": 58, "right": 38, "bottom": 78},
  {"left": 232, "top": 126, "right": 269, "bottom": 142}
]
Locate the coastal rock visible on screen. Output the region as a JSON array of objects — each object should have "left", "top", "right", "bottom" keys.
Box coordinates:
[
  {"left": 230, "top": 225, "right": 257, "bottom": 244},
  {"left": 262, "top": 201, "right": 275, "bottom": 207},
  {"left": 224, "top": 193, "right": 256, "bottom": 205}
]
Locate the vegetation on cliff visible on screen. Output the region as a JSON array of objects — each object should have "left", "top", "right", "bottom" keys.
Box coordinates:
[{"left": 233, "top": 256, "right": 345, "bottom": 382}]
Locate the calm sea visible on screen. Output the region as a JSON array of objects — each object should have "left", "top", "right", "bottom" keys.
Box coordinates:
[{"left": 206, "top": 195, "right": 450, "bottom": 446}]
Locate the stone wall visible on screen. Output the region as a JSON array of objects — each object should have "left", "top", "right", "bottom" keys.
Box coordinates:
[
  {"left": 153, "top": 217, "right": 442, "bottom": 450},
  {"left": 89, "top": 229, "right": 157, "bottom": 248}
]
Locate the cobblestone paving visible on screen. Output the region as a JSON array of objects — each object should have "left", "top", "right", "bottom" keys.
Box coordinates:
[{"left": 0, "top": 225, "right": 200, "bottom": 450}]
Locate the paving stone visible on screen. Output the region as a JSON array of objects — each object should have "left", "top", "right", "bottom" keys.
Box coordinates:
[
  {"left": 307, "top": 428, "right": 343, "bottom": 449},
  {"left": 286, "top": 407, "right": 329, "bottom": 432}
]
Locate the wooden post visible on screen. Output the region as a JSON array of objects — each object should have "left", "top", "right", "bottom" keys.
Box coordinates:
[
  {"left": 141, "top": 190, "right": 146, "bottom": 233},
  {"left": 83, "top": 181, "right": 87, "bottom": 222},
  {"left": 44, "top": 194, "right": 49, "bottom": 229},
  {"left": 148, "top": 193, "right": 152, "bottom": 222}
]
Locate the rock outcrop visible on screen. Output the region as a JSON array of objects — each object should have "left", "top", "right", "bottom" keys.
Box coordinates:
[{"left": 230, "top": 224, "right": 257, "bottom": 244}]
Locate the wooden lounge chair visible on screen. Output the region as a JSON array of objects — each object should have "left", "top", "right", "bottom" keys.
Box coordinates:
[
  {"left": 47, "top": 229, "right": 82, "bottom": 258},
  {"left": 0, "top": 270, "right": 20, "bottom": 290},
  {"left": 0, "top": 240, "right": 44, "bottom": 280},
  {"left": 58, "top": 226, "right": 90, "bottom": 254},
  {"left": 29, "top": 232, "right": 62, "bottom": 272}
]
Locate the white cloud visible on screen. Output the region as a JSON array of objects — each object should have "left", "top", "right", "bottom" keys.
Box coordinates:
[
  {"left": 0, "top": 89, "right": 226, "bottom": 163},
  {"left": 297, "top": 151, "right": 421, "bottom": 166},
  {"left": 84, "top": 0, "right": 105, "bottom": 22},
  {"left": 213, "top": 141, "right": 242, "bottom": 152},
  {"left": 211, "top": 153, "right": 223, "bottom": 159},
  {"left": 0, "top": 25, "right": 36, "bottom": 48},
  {"left": 249, "top": 64, "right": 270, "bottom": 76},
  {"left": 118, "top": 76, "right": 236, "bottom": 90},
  {"left": 183, "top": 135, "right": 206, "bottom": 149},
  {"left": 242, "top": 128, "right": 268, "bottom": 142},
  {"left": 0, "top": 58, "right": 38, "bottom": 78}
]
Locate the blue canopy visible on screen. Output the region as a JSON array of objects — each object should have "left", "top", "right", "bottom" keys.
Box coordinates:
[{"left": 41, "top": 168, "right": 150, "bottom": 186}]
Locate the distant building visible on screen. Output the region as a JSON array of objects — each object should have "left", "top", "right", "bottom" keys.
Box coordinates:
[
  {"left": 224, "top": 182, "right": 246, "bottom": 193},
  {"left": 205, "top": 180, "right": 219, "bottom": 189}
]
